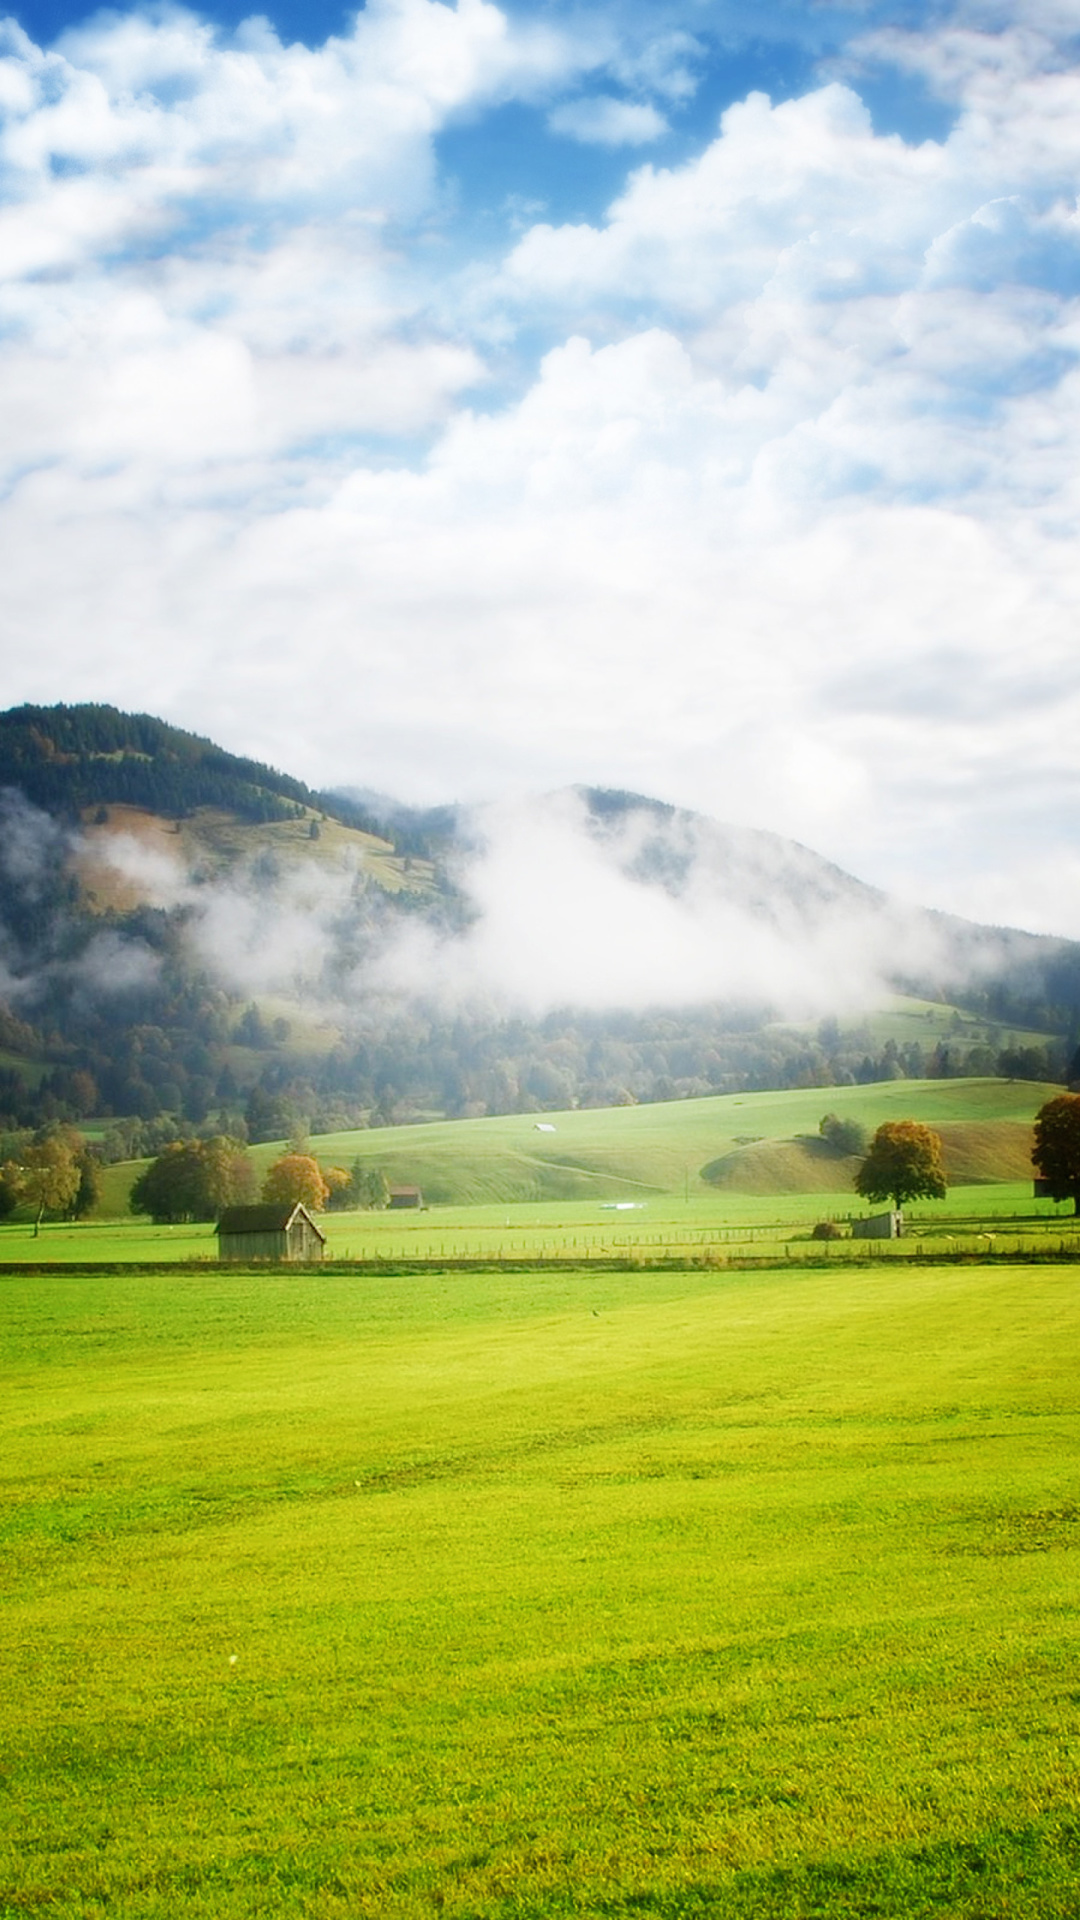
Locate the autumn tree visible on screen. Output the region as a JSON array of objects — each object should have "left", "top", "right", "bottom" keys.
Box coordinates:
[
  {"left": 260, "top": 1153, "right": 330, "bottom": 1212},
  {"left": 855, "top": 1120, "right": 947, "bottom": 1213},
  {"left": 199, "top": 1136, "right": 257, "bottom": 1214},
  {"left": 322, "top": 1166, "right": 352, "bottom": 1210},
  {"left": 1032, "top": 1093, "right": 1080, "bottom": 1213}
]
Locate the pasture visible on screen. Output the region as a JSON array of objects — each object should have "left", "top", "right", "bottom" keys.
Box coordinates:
[
  {"left": 2, "top": 1257, "right": 1079, "bottom": 1916},
  {"left": 4, "top": 1183, "right": 1080, "bottom": 1269},
  {"left": 276, "top": 1077, "right": 1058, "bottom": 1209},
  {"left": 74, "top": 1076, "right": 1061, "bottom": 1245}
]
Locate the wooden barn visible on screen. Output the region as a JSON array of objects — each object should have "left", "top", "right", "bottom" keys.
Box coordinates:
[
  {"left": 387, "top": 1185, "right": 424, "bottom": 1209},
  {"left": 215, "top": 1202, "right": 326, "bottom": 1263}
]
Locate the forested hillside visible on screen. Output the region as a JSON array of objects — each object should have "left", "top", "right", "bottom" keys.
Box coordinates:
[
  {"left": 0, "top": 704, "right": 389, "bottom": 833},
  {"left": 0, "top": 703, "right": 1077, "bottom": 1155}
]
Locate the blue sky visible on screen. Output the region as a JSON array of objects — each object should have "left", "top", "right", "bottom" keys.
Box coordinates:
[{"left": 2, "top": 0, "right": 1080, "bottom": 937}]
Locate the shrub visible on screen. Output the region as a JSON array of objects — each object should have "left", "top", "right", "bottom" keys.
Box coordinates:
[{"left": 819, "top": 1113, "right": 868, "bottom": 1157}]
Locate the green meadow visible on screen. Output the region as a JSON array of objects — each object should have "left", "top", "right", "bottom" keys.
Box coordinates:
[
  {"left": 2, "top": 1257, "right": 1079, "bottom": 1917},
  {"left": 74, "top": 1075, "right": 1059, "bottom": 1229},
  {"left": 4, "top": 1076, "right": 1070, "bottom": 1269},
  {"left": 5, "top": 1184, "right": 1080, "bottom": 1269},
  {"left": 280, "top": 1077, "right": 1058, "bottom": 1208}
]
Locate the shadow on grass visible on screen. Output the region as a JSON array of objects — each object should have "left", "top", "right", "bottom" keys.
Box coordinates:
[{"left": 498, "top": 1816, "right": 1080, "bottom": 1919}]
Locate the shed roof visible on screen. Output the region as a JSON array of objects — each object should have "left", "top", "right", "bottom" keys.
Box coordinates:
[{"left": 216, "top": 1202, "right": 326, "bottom": 1241}]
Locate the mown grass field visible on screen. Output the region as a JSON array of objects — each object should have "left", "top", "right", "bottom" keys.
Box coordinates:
[
  {"left": 2, "top": 1258, "right": 1079, "bottom": 1917},
  {"left": 5, "top": 1183, "right": 1080, "bottom": 1269}
]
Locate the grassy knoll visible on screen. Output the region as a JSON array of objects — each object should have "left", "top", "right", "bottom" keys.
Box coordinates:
[{"left": 2, "top": 1260, "right": 1079, "bottom": 1917}]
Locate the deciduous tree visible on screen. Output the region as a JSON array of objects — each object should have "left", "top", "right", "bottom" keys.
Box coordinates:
[
  {"left": 16, "top": 1129, "right": 81, "bottom": 1234},
  {"left": 69, "top": 1148, "right": 101, "bottom": 1220},
  {"left": 855, "top": 1120, "right": 947, "bottom": 1212},
  {"left": 130, "top": 1136, "right": 254, "bottom": 1223},
  {"left": 260, "top": 1153, "right": 330, "bottom": 1212},
  {"left": 1032, "top": 1093, "right": 1080, "bottom": 1213},
  {"left": 323, "top": 1166, "right": 352, "bottom": 1210},
  {"left": 819, "top": 1112, "right": 867, "bottom": 1157},
  {"left": 0, "top": 1161, "right": 23, "bottom": 1219}
]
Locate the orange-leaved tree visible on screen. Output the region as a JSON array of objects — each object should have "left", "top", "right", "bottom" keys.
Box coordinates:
[
  {"left": 260, "top": 1153, "right": 330, "bottom": 1212},
  {"left": 855, "top": 1120, "right": 947, "bottom": 1213}
]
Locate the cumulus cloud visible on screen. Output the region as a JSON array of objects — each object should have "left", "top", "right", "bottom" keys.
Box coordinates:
[{"left": 3, "top": 0, "right": 1080, "bottom": 935}]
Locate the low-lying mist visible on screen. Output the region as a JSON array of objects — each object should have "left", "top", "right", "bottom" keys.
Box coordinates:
[
  {"left": 361, "top": 790, "right": 954, "bottom": 1019},
  {"left": 1, "top": 783, "right": 1033, "bottom": 1028}
]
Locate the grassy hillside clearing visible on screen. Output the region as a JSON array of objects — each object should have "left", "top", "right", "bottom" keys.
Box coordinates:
[
  {"left": 797, "top": 992, "right": 1055, "bottom": 1051},
  {"left": 2, "top": 1259, "right": 1079, "bottom": 1917},
  {"left": 73, "top": 802, "right": 433, "bottom": 909},
  {"left": 279, "top": 1078, "right": 1057, "bottom": 1204}
]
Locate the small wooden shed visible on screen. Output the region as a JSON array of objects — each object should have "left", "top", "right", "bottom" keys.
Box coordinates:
[
  {"left": 216, "top": 1201, "right": 326, "bottom": 1262},
  {"left": 387, "top": 1185, "right": 424, "bottom": 1210},
  {"left": 852, "top": 1210, "right": 902, "bottom": 1240}
]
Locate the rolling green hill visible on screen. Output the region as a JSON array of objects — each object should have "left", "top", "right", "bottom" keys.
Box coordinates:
[
  {"left": 312, "top": 1077, "right": 1053, "bottom": 1203},
  {"left": 100, "top": 1077, "right": 1044, "bottom": 1212}
]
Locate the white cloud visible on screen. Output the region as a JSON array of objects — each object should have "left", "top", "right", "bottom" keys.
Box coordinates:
[
  {"left": 74, "top": 785, "right": 957, "bottom": 1018},
  {"left": 548, "top": 94, "right": 668, "bottom": 146},
  {"left": 4, "top": 3, "right": 1080, "bottom": 936},
  {"left": 608, "top": 27, "right": 702, "bottom": 105},
  {"left": 367, "top": 789, "right": 932, "bottom": 1014}
]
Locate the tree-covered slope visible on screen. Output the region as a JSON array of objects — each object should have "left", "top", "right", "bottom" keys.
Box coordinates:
[{"left": 0, "top": 703, "right": 386, "bottom": 832}]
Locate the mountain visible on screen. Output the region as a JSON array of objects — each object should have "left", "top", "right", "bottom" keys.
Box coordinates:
[{"left": 0, "top": 703, "right": 1075, "bottom": 1151}]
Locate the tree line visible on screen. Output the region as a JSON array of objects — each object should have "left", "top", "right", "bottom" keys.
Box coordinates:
[
  {"left": 0, "top": 703, "right": 349, "bottom": 827},
  {"left": 0, "top": 964, "right": 1068, "bottom": 1146},
  {"left": 127, "top": 1140, "right": 391, "bottom": 1224}
]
